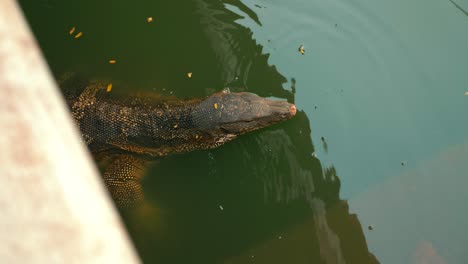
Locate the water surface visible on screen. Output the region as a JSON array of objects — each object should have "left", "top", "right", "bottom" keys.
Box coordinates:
[{"left": 19, "top": 0, "right": 468, "bottom": 263}]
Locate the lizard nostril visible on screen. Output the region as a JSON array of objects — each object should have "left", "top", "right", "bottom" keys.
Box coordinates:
[{"left": 290, "top": 104, "right": 297, "bottom": 116}]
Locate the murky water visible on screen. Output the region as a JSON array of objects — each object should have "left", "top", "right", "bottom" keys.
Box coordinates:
[{"left": 20, "top": 0, "right": 468, "bottom": 263}]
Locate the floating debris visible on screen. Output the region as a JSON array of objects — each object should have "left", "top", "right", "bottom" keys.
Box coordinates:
[
  {"left": 106, "top": 83, "right": 113, "bottom": 92},
  {"left": 290, "top": 77, "right": 297, "bottom": 94},
  {"left": 401, "top": 161, "right": 406, "bottom": 166},
  {"left": 448, "top": 0, "right": 468, "bottom": 17},
  {"left": 69, "top": 27, "right": 76, "bottom": 35},
  {"left": 219, "top": 205, "right": 224, "bottom": 211},
  {"left": 298, "top": 44, "right": 305, "bottom": 55},
  {"left": 173, "top": 124, "right": 178, "bottom": 129},
  {"left": 74, "top": 32, "right": 83, "bottom": 39},
  {"left": 321, "top": 136, "right": 328, "bottom": 153},
  {"left": 464, "top": 91, "right": 468, "bottom": 96},
  {"left": 187, "top": 72, "right": 193, "bottom": 78},
  {"left": 278, "top": 235, "right": 283, "bottom": 240},
  {"left": 147, "top": 17, "right": 153, "bottom": 23},
  {"left": 214, "top": 103, "right": 219, "bottom": 109},
  {"left": 368, "top": 225, "right": 374, "bottom": 231},
  {"left": 195, "top": 134, "right": 200, "bottom": 139},
  {"left": 109, "top": 59, "right": 117, "bottom": 64}
]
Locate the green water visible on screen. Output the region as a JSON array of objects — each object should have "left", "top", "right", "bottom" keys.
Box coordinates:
[{"left": 20, "top": 0, "right": 468, "bottom": 263}]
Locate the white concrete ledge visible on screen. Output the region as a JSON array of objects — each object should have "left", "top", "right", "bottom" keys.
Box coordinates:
[{"left": 0, "top": 1, "right": 140, "bottom": 263}]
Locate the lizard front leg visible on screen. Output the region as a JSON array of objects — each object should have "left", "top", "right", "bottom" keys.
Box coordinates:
[{"left": 102, "top": 155, "right": 147, "bottom": 209}]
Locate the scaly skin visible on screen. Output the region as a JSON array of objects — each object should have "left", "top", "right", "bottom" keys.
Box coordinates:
[{"left": 65, "top": 80, "right": 296, "bottom": 207}]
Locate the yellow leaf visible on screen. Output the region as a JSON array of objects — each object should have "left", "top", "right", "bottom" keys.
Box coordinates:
[
  {"left": 106, "top": 83, "right": 113, "bottom": 92},
  {"left": 298, "top": 44, "right": 305, "bottom": 55},
  {"left": 214, "top": 103, "right": 218, "bottom": 109},
  {"left": 187, "top": 72, "right": 192, "bottom": 78},
  {"left": 69, "top": 27, "right": 76, "bottom": 35},
  {"left": 147, "top": 17, "right": 153, "bottom": 23},
  {"left": 109, "top": 59, "right": 117, "bottom": 64},
  {"left": 74, "top": 32, "right": 83, "bottom": 39}
]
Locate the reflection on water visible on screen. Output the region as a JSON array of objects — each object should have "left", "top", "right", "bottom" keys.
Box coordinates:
[
  {"left": 19, "top": 0, "right": 380, "bottom": 263},
  {"left": 351, "top": 139, "right": 468, "bottom": 263}
]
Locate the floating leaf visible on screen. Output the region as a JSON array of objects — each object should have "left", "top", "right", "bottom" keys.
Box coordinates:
[
  {"left": 74, "top": 32, "right": 83, "bottom": 39},
  {"left": 173, "top": 124, "right": 178, "bottom": 128},
  {"left": 465, "top": 91, "right": 468, "bottom": 96},
  {"left": 106, "top": 83, "right": 113, "bottom": 92},
  {"left": 147, "top": 17, "right": 153, "bottom": 23},
  {"left": 187, "top": 72, "right": 193, "bottom": 78},
  {"left": 69, "top": 27, "right": 76, "bottom": 35},
  {"left": 109, "top": 59, "right": 116, "bottom": 64},
  {"left": 298, "top": 44, "right": 305, "bottom": 55}
]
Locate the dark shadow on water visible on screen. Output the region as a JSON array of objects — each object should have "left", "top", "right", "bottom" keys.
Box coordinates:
[
  {"left": 122, "top": 1, "right": 378, "bottom": 263},
  {"left": 19, "top": 0, "right": 379, "bottom": 263},
  {"left": 133, "top": 110, "right": 378, "bottom": 263}
]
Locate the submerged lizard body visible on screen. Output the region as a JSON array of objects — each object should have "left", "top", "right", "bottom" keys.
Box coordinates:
[{"left": 63, "top": 78, "right": 296, "bottom": 207}]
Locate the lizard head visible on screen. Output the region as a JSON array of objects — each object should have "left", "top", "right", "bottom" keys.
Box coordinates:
[{"left": 192, "top": 90, "right": 296, "bottom": 143}]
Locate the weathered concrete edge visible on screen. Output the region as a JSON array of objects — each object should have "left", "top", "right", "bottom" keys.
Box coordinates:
[{"left": 0, "top": 1, "right": 140, "bottom": 263}]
